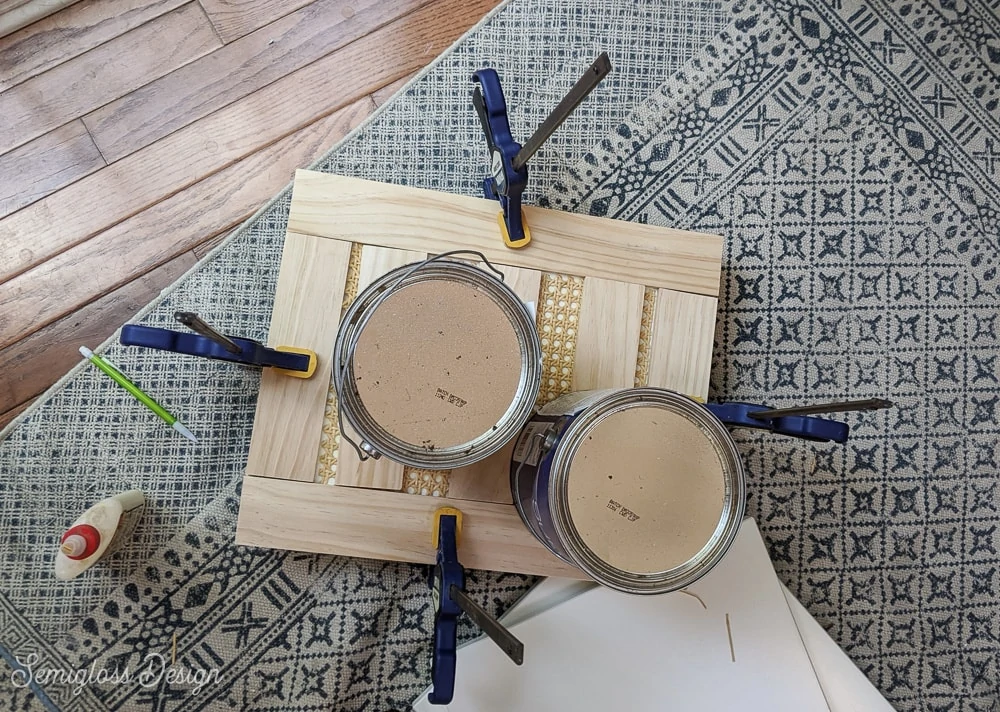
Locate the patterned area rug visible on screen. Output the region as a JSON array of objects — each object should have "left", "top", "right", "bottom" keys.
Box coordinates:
[
  {"left": 2, "top": 0, "right": 999, "bottom": 709},
  {"left": 549, "top": 2, "right": 1000, "bottom": 709},
  {"left": 0, "top": 1, "right": 731, "bottom": 710}
]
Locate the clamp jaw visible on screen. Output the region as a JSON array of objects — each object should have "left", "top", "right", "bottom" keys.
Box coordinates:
[
  {"left": 472, "top": 53, "right": 612, "bottom": 249},
  {"left": 706, "top": 398, "right": 892, "bottom": 443},
  {"left": 428, "top": 508, "right": 523, "bottom": 705},
  {"left": 707, "top": 402, "right": 849, "bottom": 443},
  {"left": 119, "top": 312, "right": 317, "bottom": 378},
  {"left": 429, "top": 508, "right": 465, "bottom": 705},
  {"left": 472, "top": 70, "right": 530, "bottom": 248}
]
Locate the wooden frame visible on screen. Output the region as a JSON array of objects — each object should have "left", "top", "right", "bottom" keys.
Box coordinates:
[{"left": 237, "top": 171, "right": 723, "bottom": 577}]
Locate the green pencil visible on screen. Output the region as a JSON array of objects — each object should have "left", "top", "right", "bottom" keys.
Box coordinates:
[{"left": 79, "top": 346, "right": 197, "bottom": 443}]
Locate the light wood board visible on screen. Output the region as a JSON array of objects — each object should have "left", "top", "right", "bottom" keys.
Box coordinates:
[
  {"left": 573, "top": 277, "right": 645, "bottom": 390},
  {"left": 239, "top": 475, "right": 585, "bottom": 578},
  {"left": 238, "top": 173, "right": 723, "bottom": 578},
  {"left": 246, "top": 233, "right": 352, "bottom": 481},
  {"left": 647, "top": 289, "right": 718, "bottom": 400},
  {"left": 335, "top": 245, "right": 426, "bottom": 490},
  {"left": 288, "top": 170, "right": 723, "bottom": 296}
]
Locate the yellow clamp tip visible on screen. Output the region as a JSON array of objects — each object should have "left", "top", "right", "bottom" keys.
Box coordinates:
[
  {"left": 498, "top": 213, "right": 531, "bottom": 249},
  {"left": 432, "top": 507, "right": 463, "bottom": 547},
  {"left": 273, "top": 347, "right": 317, "bottom": 379}
]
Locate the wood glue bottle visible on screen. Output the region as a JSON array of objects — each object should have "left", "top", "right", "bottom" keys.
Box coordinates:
[{"left": 54, "top": 490, "right": 146, "bottom": 580}]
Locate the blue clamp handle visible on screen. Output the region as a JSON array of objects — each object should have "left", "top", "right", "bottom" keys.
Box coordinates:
[
  {"left": 120, "top": 324, "right": 311, "bottom": 372},
  {"left": 706, "top": 402, "right": 850, "bottom": 443},
  {"left": 472, "top": 69, "right": 529, "bottom": 248},
  {"left": 429, "top": 513, "right": 464, "bottom": 705}
]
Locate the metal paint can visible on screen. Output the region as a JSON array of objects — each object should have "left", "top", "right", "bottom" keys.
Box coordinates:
[
  {"left": 335, "top": 258, "right": 541, "bottom": 469},
  {"left": 510, "top": 388, "right": 746, "bottom": 594}
]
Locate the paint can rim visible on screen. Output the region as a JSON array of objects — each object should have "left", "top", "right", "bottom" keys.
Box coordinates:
[
  {"left": 335, "top": 259, "right": 541, "bottom": 469},
  {"left": 546, "top": 388, "right": 746, "bottom": 594}
]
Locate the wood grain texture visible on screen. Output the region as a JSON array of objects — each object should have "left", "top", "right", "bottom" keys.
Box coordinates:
[
  {"left": 336, "top": 422, "right": 407, "bottom": 490},
  {"left": 357, "top": 245, "right": 426, "bottom": 293},
  {"left": 646, "top": 289, "right": 718, "bottom": 400},
  {"left": 335, "top": 245, "right": 426, "bottom": 490},
  {"left": 371, "top": 70, "right": 419, "bottom": 106},
  {"left": 199, "top": 0, "right": 308, "bottom": 41},
  {"left": 243, "top": 172, "right": 721, "bottom": 571},
  {"left": 0, "top": 0, "right": 77, "bottom": 37},
  {"left": 0, "top": 0, "right": 35, "bottom": 12},
  {"left": 0, "top": 2, "right": 220, "bottom": 154},
  {"left": 246, "top": 234, "right": 352, "bottom": 482},
  {"left": 572, "top": 277, "right": 644, "bottom": 390},
  {"left": 447, "top": 263, "right": 542, "bottom": 504},
  {"left": 0, "top": 0, "right": 187, "bottom": 91},
  {"left": 0, "top": 121, "right": 104, "bottom": 218},
  {"left": 490, "top": 263, "right": 542, "bottom": 309},
  {"left": 447, "top": 440, "right": 516, "bottom": 504},
  {"left": 0, "top": 99, "right": 373, "bottom": 350},
  {"left": 84, "top": 0, "right": 428, "bottom": 162},
  {"left": 288, "top": 171, "right": 724, "bottom": 295},
  {"left": 0, "top": 252, "right": 197, "bottom": 414},
  {"left": 199, "top": 0, "right": 412, "bottom": 44},
  {"left": 237, "top": 475, "right": 585, "bottom": 577},
  {"left": 0, "top": 0, "right": 490, "bottom": 283}
]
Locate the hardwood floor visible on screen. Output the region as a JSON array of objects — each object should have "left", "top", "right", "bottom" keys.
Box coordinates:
[{"left": 0, "top": 0, "right": 500, "bottom": 426}]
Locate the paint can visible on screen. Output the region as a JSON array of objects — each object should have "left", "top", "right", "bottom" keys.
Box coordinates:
[
  {"left": 510, "top": 388, "right": 746, "bottom": 594},
  {"left": 335, "top": 255, "right": 541, "bottom": 469}
]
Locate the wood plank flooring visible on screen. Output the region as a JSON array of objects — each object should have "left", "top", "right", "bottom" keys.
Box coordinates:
[{"left": 0, "top": 0, "right": 500, "bottom": 428}]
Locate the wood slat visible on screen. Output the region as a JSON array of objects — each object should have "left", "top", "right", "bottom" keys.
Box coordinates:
[
  {"left": 0, "top": 252, "right": 198, "bottom": 414},
  {"left": 0, "top": 120, "right": 104, "bottom": 218},
  {"left": 0, "top": 2, "right": 220, "bottom": 154},
  {"left": 247, "top": 234, "right": 352, "bottom": 481},
  {"left": 357, "top": 245, "right": 427, "bottom": 293},
  {"left": 237, "top": 475, "right": 584, "bottom": 577},
  {"left": 447, "top": 263, "right": 542, "bottom": 504},
  {"left": 573, "top": 277, "right": 644, "bottom": 390},
  {"left": 0, "top": 0, "right": 187, "bottom": 92},
  {"left": 0, "top": 0, "right": 491, "bottom": 284},
  {"left": 646, "top": 289, "right": 718, "bottom": 400},
  {"left": 0, "top": 98, "right": 374, "bottom": 350},
  {"left": 491, "top": 263, "right": 543, "bottom": 309},
  {"left": 84, "top": 0, "right": 429, "bottom": 162},
  {"left": 335, "top": 245, "right": 426, "bottom": 490},
  {"left": 288, "top": 171, "right": 725, "bottom": 295}
]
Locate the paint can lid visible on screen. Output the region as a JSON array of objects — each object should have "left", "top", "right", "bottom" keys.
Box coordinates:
[
  {"left": 549, "top": 389, "right": 746, "bottom": 594},
  {"left": 335, "top": 260, "right": 541, "bottom": 469}
]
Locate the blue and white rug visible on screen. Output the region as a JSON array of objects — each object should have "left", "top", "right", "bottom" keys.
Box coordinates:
[{"left": 2, "top": 0, "right": 998, "bottom": 709}]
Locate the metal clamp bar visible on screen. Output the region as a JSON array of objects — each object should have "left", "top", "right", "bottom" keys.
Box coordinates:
[
  {"left": 513, "top": 52, "right": 612, "bottom": 170},
  {"left": 747, "top": 398, "right": 893, "bottom": 420},
  {"left": 174, "top": 311, "right": 241, "bottom": 354}
]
